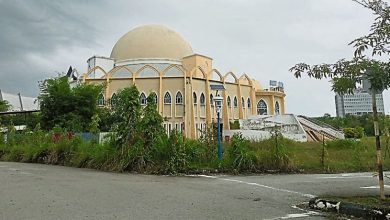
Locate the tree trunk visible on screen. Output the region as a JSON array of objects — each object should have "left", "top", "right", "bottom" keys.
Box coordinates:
[{"left": 372, "top": 93, "right": 385, "bottom": 200}]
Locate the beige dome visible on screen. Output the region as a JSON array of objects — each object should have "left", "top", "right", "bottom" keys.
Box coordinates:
[{"left": 110, "top": 25, "right": 193, "bottom": 60}]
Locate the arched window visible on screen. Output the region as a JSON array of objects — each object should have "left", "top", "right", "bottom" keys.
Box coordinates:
[
  {"left": 110, "top": 93, "right": 118, "bottom": 107},
  {"left": 227, "top": 96, "right": 231, "bottom": 107},
  {"left": 210, "top": 94, "right": 214, "bottom": 106},
  {"left": 140, "top": 93, "right": 147, "bottom": 105},
  {"left": 175, "top": 91, "right": 183, "bottom": 104},
  {"left": 150, "top": 92, "right": 158, "bottom": 104},
  {"left": 193, "top": 92, "right": 197, "bottom": 104},
  {"left": 233, "top": 96, "right": 238, "bottom": 108},
  {"left": 98, "top": 93, "right": 105, "bottom": 106},
  {"left": 242, "top": 97, "right": 245, "bottom": 108},
  {"left": 164, "top": 92, "right": 171, "bottom": 104},
  {"left": 247, "top": 98, "right": 251, "bottom": 108},
  {"left": 257, "top": 100, "right": 268, "bottom": 115},
  {"left": 275, "top": 101, "right": 280, "bottom": 115},
  {"left": 200, "top": 93, "right": 205, "bottom": 105}
]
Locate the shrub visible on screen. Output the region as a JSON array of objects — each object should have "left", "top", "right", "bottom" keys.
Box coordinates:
[
  {"left": 228, "top": 133, "right": 257, "bottom": 172},
  {"left": 343, "top": 127, "right": 364, "bottom": 139},
  {"left": 164, "top": 130, "right": 195, "bottom": 174},
  {"left": 229, "top": 120, "right": 240, "bottom": 130},
  {"left": 326, "top": 139, "right": 361, "bottom": 149}
]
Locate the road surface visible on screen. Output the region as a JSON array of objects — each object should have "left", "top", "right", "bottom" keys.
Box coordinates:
[{"left": 0, "top": 162, "right": 388, "bottom": 220}]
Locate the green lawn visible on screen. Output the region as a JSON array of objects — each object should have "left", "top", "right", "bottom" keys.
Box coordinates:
[{"left": 286, "top": 137, "right": 390, "bottom": 173}]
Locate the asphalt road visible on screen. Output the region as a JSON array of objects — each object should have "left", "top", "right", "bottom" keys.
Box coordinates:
[{"left": 0, "top": 162, "right": 389, "bottom": 220}]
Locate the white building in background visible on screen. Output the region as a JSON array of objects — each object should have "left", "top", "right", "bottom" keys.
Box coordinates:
[
  {"left": 335, "top": 80, "right": 385, "bottom": 117},
  {"left": 0, "top": 90, "right": 39, "bottom": 112}
]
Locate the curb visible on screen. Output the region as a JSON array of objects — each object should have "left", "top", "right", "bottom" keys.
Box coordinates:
[{"left": 309, "top": 198, "right": 390, "bottom": 219}]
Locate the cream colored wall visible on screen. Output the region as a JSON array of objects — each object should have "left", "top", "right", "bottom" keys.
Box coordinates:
[
  {"left": 240, "top": 85, "right": 252, "bottom": 118},
  {"left": 224, "top": 83, "right": 239, "bottom": 120},
  {"left": 182, "top": 54, "right": 212, "bottom": 77},
  {"left": 108, "top": 79, "right": 133, "bottom": 96},
  {"left": 161, "top": 77, "right": 185, "bottom": 118}
]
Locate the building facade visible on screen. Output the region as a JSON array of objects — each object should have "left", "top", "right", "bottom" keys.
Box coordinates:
[
  {"left": 83, "top": 25, "right": 286, "bottom": 138},
  {"left": 335, "top": 86, "right": 385, "bottom": 118}
]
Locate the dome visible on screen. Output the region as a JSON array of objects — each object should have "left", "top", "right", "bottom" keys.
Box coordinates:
[{"left": 110, "top": 25, "right": 193, "bottom": 60}]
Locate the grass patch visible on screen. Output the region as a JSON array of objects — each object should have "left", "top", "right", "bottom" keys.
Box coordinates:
[
  {"left": 0, "top": 130, "right": 389, "bottom": 174},
  {"left": 322, "top": 196, "right": 390, "bottom": 209}
]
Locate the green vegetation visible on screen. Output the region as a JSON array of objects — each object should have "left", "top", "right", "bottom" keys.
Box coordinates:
[
  {"left": 0, "top": 100, "right": 10, "bottom": 112},
  {"left": 315, "top": 114, "right": 390, "bottom": 137},
  {"left": 229, "top": 120, "right": 240, "bottom": 130},
  {"left": 1, "top": 128, "right": 389, "bottom": 174},
  {"left": 343, "top": 127, "right": 364, "bottom": 139},
  {"left": 39, "top": 76, "right": 103, "bottom": 131},
  {"left": 322, "top": 196, "right": 390, "bottom": 210},
  {"left": 1, "top": 78, "right": 389, "bottom": 176}
]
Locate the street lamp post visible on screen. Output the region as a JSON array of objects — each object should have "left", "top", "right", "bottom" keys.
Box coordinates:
[
  {"left": 214, "top": 94, "right": 223, "bottom": 160},
  {"left": 210, "top": 84, "right": 225, "bottom": 161}
]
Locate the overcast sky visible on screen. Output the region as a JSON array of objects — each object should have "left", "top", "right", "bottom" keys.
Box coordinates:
[{"left": 0, "top": 0, "right": 389, "bottom": 116}]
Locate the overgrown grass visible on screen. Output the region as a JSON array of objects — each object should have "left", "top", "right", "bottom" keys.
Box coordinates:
[
  {"left": 0, "top": 130, "right": 389, "bottom": 174},
  {"left": 322, "top": 196, "right": 390, "bottom": 209}
]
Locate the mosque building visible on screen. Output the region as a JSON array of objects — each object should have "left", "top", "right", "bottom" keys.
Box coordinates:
[{"left": 82, "top": 24, "right": 286, "bottom": 139}]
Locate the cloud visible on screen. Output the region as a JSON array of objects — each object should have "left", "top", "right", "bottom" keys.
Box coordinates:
[
  {"left": 0, "top": 0, "right": 388, "bottom": 116},
  {"left": 0, "top": 0, "right": 99, "bottom": 95}
]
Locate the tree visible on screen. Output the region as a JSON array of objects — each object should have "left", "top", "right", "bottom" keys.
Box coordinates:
[
  {"left": 0, "top": 100, "right": 10, "bottom": 112},
  {"left": 111, "top": 84, "right": 142, "bottom": 148},
  {"left": 0, "top": 100, "right": 11, "bottom": 127},
  {"left": 290, "top": 0, "right": 390, "bottom": 200},
  {"left": 39, "top": 76, "right": 103, "bottom": 131},
  {"left": 140, "top": 93, "right": 165, "bottom": 149}
]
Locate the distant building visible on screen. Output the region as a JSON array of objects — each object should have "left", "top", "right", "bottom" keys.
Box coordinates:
[{"left": 335, "top": 80, "right": 385, "bottom": 117}]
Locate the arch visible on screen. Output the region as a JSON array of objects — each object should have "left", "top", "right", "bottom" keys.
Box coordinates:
[
  {"left": 233, "top": 96, "right": 238, "bottom": 107},
  {"left": 223, "top": 71, "right": 238, "bottom": 84},
  {"left": 140, "top": 92, "right": 147, "bottom": 105},
  {"left": 86, "top": 66, "right": 107, "bottom": 79},
  {"left": 98, "top": 93, "right": 105, "bottom": 106},
  {"left": 175, "top": 91, "right": 183, "bottom": 104},
  {"left": 275, "top": 101, "right": 280, "bottom": 115},
  {"left": 136, "top": 65, "right": 161, "bottom": 77},
  {"left": 109, "top": 66, "right": 133, "bottom": 78},
  {"left": 110, "top": 93, "right": 118, "bottom": 107},
  {"left": 239, "top": 74, "right": 253, "bottom": 86},
  {"left": 200, "top": 93, "right": 205, "bottom": 105},
  {"left": 164, "top": 91, "right": 172, "bottom": 104},
  {"left": 209, "top": 69, "right": 223, "bottom": 81},
  {"left": 247, "top": 98, "right": 251, "bottom": 108},
  {"left": 241, "top": 97, "right": 245, "bottom": 108},
  {"left": 190, "top": 66, "right": 207, "bottom": 79},
  {"left": 257, "top": 100, "right": 268, "bottom": 115},
  {"left": 193, "top": 92, "right": 197, "bottom": 104},
  {"left": 163, "top": 65, "right": 185, "bottom": 77},
  {"left": 227, "top": 96, "right": 231, "bottom": 107}
]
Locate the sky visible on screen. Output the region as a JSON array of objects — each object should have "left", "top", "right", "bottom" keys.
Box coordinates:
[{"left": 0, "top": 0, "right": 389, "bottom": 117}]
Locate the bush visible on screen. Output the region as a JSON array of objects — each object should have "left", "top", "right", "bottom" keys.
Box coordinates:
[
  {"left": 228, "top": 133, "right": 257, "bottom": 172},
  {"left": 343, "top": 127, "right": 364, "bottom": 139},
  {"left": 229, "top": 120, "right": 240, "bottom": 130},
  {"left": 326, "top": 139, "right": 361, "bottom": 149}
]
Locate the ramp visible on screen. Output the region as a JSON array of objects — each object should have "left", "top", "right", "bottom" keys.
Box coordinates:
[{"left": 297, "top": 116, "right": 344, "bottom": 141}]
